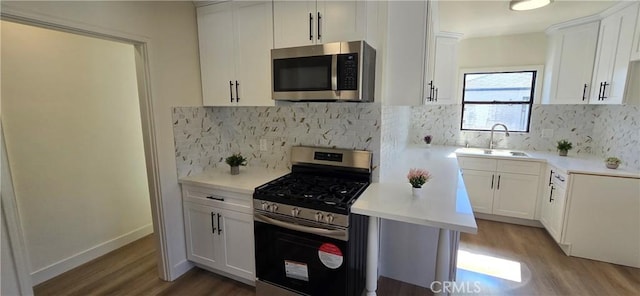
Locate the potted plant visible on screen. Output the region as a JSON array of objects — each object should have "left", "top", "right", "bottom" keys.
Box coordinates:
[
  {"left": 407, "top": 168, "right": 432, "bottom": 197},
  {"left": 225, "top": 153, "right": 247, "bottom": 175},
  {"left": 423, "top": 135, "right": 433, "bottom": 147},
  {"left": 605, "top": 157, "right": 621, "bottom": 169},
  {"left": 556, "top": 140, "right": 573, "bottom": 156}
]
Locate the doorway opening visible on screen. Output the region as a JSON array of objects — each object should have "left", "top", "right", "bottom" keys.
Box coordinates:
[{"left": 0, "top": 13, "right": 168, "bottom": 294}]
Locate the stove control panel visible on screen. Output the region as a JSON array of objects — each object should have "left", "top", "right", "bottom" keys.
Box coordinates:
[{"left": 254, "top": 200, "right": 349, "bottom": 227}]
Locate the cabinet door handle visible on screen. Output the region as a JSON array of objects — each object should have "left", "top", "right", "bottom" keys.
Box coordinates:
[
  {"left": 211, "top": 212, "right": 216, "bottom": 234},
  {"left": 548, "top": 170, "right": 554, "bottom": 186},
  {"left": 582, "top": 84, "right": 587, "bottom": 101},
  {"left": 550, "top": 186, "right": 555, "bottom": 202},
  {"left": 235, "top": 80, "right": 240, "bottom": 103},
  {"left": 601, "top": 82, "right": 609, "bottom": 100},
  {"left": 491, "top": 174, "right": 494, "bottom": 189},
  {"left": 317, "top": 12, "right": 322, "bottom": 40},
  {"left": 229, "top": 80, "right": 234, "bottom": 102},
  {"left": 309, "top": 13, "right": 313, "bottom": 40},
  {"left": 206, "top": 196, "right": 225, "bottom": 202},
  {"left": 435, "top": 88, "right": 438, "bottom": 102},
  {"left": 497, "top": 175, "right": 501, "bottom": 190},
  {"left": 217, "top": 213, "right": 222, "bottom": 235}
]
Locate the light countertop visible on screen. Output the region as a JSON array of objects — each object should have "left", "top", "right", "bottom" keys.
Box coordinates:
[
  {"left": 351, "top": 146, "right": 479, "bottom": 234},
  {"left": 455, "top": 147, "right": 640, "bottom": 179},
  {"left": 527, "top": 151, "right": 640, "bottom": 178},
  {"left": 178, "top": 167, "right": 289, "bottom": 195}
]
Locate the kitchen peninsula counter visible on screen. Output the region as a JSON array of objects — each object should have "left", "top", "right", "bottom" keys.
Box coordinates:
[
  {"left": 352, "top": 146, "right": 477, "bottom": 296},
  {"left": 352, "top": 146, "right": 477, "bottom": 233}
]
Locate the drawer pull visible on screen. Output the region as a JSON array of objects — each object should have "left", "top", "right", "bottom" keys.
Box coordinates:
[{"left": 206, "top": 196, "right": 225, "bottom": 202}]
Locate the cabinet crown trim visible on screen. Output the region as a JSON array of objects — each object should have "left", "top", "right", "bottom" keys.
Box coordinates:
[{"left": 545, "top": 15, "right": 601, "bottom": 34}]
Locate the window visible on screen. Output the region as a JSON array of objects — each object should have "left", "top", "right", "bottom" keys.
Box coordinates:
[{"left": 460, "top": 70, "right": 537, "bottom": 132}]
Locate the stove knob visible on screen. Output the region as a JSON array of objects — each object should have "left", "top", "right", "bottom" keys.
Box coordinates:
[
  {"left": 291, "top": 208, "right": 300, "bottom": 217},
  {"left": 261, "top": 202, "right": 268, "bottom": 211},
  {"left": 315, "top": 212, "right": 324, "bottom": 222},
  {"left": 270, "top": 203, "right": 278, "bottom": 213},
  {"left": 325, "top": 214, "right": 334, "bottom": 223}
]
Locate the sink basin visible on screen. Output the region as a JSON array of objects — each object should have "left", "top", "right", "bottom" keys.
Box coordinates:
[{"left": 455, "top": 148, "right": 530, "bottom": 158}]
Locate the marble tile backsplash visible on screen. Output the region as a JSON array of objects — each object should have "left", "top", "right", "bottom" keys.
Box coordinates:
[
  {"left": 409, "top": 105, "right": 598, "bottom": 154},
  {"left": 173, "top": 103, "right": 639, "bottom": 179},
  {"left": 173, "top": 103, "right": 382, "bottom": 180},
  {"left": 592, "top": 105, "right": 640, "bottom": 171},
  {"left": 380, "top": 106, "right": 411, "bottom": 181}
]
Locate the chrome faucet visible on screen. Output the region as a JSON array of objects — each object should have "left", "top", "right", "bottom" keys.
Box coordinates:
[{"left": 489, "top": 123, "right": 510, "bottom": 149}]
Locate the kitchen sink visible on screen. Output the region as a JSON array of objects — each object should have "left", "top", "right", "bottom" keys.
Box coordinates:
[{"left": 455, "top": 148, "right": 530, "bottom": 158}]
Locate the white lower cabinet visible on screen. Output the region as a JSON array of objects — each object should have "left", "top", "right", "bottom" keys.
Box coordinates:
[
  {"left": 182, "top": 185, "right": 255, "bottom": 283},
  {"left": 491, "top": 173, "right": 539, "bottom": 219},
  {"left": 458, "top": 170, "right": 495, "bottom": 214},
  {"left": 458, "top": 157, "right": 541, "bottom": 219},
  {"left": 539, "top": 165, "right": 568, "bottom": 243}
]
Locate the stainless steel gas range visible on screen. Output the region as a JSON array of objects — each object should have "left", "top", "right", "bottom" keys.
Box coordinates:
[{"left": 253, "top": 146, "right": 372, "bottom": 296}]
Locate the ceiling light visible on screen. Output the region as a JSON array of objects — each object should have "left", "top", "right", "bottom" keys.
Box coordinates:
[{"left": 510, "top": 0, "right": 552, "bottom": 11}]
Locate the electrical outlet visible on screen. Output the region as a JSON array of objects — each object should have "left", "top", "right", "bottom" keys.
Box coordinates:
[
  {"left": 542, "top": 129, "right": 554, "bottom": 139},
  {"left": 260, "top": 139, "right": 268, "bottom": 151}
]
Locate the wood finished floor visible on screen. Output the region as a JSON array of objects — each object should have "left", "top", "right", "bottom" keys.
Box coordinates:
[{"left": 34, "top": 219, "right": 640, "bottom": 296}]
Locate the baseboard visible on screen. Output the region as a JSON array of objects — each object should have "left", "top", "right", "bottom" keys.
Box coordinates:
[
  {"left": 474, "top": 213, "right": 544, "bottom": 228},
  {"left": 169, "top": 259, "right": 195, "bottom": 281},
  {"left": 193, "top": 263, "right": 255, "bottom": 287},
  {"left": 31, "top": 223, "right": 154, "bottom": 285}
]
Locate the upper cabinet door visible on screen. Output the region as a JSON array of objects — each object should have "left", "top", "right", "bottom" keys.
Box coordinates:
[
  {"left": 273, "top": 1, "right": 371, "bottom": 49},
  {"left": 630, "top": 4, "right": 640, "bottom": 61},
  {"left": 235, "top": 1, "right": 274, "bottom": 107},
  {"left": 316, "top": 1, "right": 366, "bottom": 44},
  {"left": 383, "top": 0, "right": 428, "bottom": 105},
  {"left": 197, "top": 3, "right": 236, "bottom": 106},
  {"left": 428, "top": 33, "right": 461, "bottom": 104},
  {"left": 273, "top": 0, "right": 317, "bottom": 48},
  {"left": 543, "top": 21, "right": 599, "bottom": 104},
  {"left": 589, "top": 3, "right": 638, "bottom": 105}
]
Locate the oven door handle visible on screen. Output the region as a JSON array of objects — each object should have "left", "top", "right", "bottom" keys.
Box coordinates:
[{"left": 254, "top": 213, "right": 347, "bottom": 241}]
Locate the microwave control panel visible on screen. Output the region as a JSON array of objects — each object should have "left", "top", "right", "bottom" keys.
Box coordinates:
[{"left": 337, "top": 53, "right": 358, "bottom": 91}]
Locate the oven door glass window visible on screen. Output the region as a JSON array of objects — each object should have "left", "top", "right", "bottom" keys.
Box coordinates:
[
  {"left": 255, "top": 220, "right": 348, "bottom": 295},
  {"left": 273, "top": 56, "right": 332, "bottom": 92}
]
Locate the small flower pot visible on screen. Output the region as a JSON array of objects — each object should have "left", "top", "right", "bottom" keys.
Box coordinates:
[
  {"left": 606, "top": 163, "right": 619, "bottom": 169},
  {"left": 230, "top": 166, "right": 240, "bottom": 175},
  {"left": 558, "top": 150, "right": 568, "bottom": 156},
  {"left": 411, "top": 187, "right": 423, "bottom": 198}
]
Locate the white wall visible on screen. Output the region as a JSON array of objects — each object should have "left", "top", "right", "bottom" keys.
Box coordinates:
[
  {"left": 2, "top": 20, "right": 153, "bottom": 284},
  {"left": 1, "top": 1, "right": 203, "bottom": 280},
  {"left": 458, "top": 32, "right": 547, "bottom": 69}
]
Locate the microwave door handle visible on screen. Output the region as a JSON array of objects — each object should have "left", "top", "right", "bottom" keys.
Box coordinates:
[{"left": 331, "top": 54, "right": 338, "bottom": 91}]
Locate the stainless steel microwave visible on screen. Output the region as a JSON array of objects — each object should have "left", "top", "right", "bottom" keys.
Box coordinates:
[{"left": 271, "top": 41, "right": 376, "bottom": 102}]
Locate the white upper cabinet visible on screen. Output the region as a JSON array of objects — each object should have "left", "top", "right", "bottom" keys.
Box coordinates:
[
  {"left": 273, "top": 0, "right": 369, "bottom": 48},
  {"left": 589, "top": 2, "right": 639, "bottom": 105},
  {"left": 630, "top": 4, "right": 640, "bottom": 61},
  {"left": 425, "top": 32, "right": 461, "bottom": 104},
  {"left": 383, "top": 0, "right": 429, "bottom": 105},
  {"left": 197, "top": 1, "right": 274, "bottom": 107},
  {"left": 542, "top": 21, "right": 599, "bottom": 104},
  {"left": 273, "top": 0, "right": 316, "bottom": 48}
]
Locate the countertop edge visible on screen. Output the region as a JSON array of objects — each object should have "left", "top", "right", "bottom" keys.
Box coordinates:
[{"left": 352, "top": 207, "right": 478, "bottom": 234}]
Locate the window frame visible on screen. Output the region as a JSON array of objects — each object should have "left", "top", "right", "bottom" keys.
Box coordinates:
[{"left": 458, "top": 65, "right": 544, "bottom": 133}]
